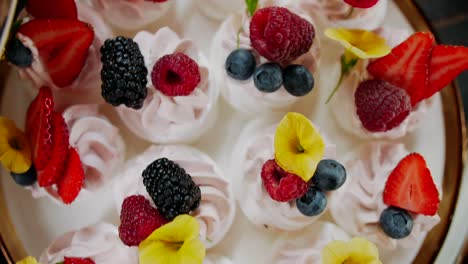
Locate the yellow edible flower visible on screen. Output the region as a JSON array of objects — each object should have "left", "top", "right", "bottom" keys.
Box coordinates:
[
  {"left": 16, "top": 256, "right": 39, "bottom": 264},
  {"left": 274, "top": 112, "right": 325, "bottom": 182},
  {"left": 139, "top": 214, "right": 206, "bottom": 264},
  {"left": 324, "top": 28, "right": 391, "bottom": 103},
  {"left": 0, "top": 117, "right": 31, "bottom": 173},
  {"left": 322, "top": 237, "right": 382, "bottom": 264}
]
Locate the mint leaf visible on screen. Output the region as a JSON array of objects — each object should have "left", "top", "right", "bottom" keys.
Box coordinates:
[{"left": 246, "top": 0, "right": 258, "bottom": 17}]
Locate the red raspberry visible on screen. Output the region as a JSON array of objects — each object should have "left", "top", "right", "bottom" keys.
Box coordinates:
[
  {"left": 249, "top": 7, "right": 315, "bottom": 64},
  {"left": 355, "top": 79, "right": 412, "bottom": 132},
  {"left": 64, "top": 257, "right": 95, "bottom": 264},
  {"left": 151, "top": 52, "right": 201, "bottom": 96},
  {"left": 118, "top": 195, "right": 168, "bottom": 246},
  {"left": 261, "top": 159, "right": 309, "bottom": 202}
]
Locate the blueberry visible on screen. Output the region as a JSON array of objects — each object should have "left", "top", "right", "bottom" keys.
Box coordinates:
[
  {"left": 283, "top": 65, "right": 314, "bottom": 96},
  {"left": 225, "top": 49, "right": 256, "bottom": 80},
  {"left": 253, "top": 63, "right": 283, "bottom": 92},
  {"left": 312, "top": 159, "right": 347, "bottom": 191},
  {"left": 379, "top": 207, "right": 413, "bottom": 239},
  {"left": 296, "top": 186, "right": 327, "bottom": 216},
  {"left": 6, "top": 37, "right": 33, "bottom": 68},
  {"left": 10, "top": 165, "right": 37, "bottom": 186}
]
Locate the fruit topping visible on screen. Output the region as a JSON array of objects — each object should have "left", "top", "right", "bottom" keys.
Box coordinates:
[
  {"left": 142, "top": 158, "right": 201, "bottom": 220},
  {"left": 250, "top": 7, "right": 315, "bottom": 64},
  {"left": 100, "top": 36, "right": 148, "bottom": 109},
  {"left": 26, "top": 0, "right": 77, "bottom": 20},
  {"left": 225, "top": 48, "right": 256, "bottom": 80},
  {"left": 296, "top": 186, "right": 327, "bottom": 216},
  {"left": 322, "top": 238, "right": 381, "bottom": 264},
  {"left": 57, "top": 148, "right": 85, "bottom": 204},
  {"left": 355, "top": 79, "right": 412, "bottom": 132},
  {"left": 344, "top": 0, "right": 379, "bottom": 8},
  {"left": 383, "top": 153, "right": 440, "bottom": 216},
  {"left": 151, "top": 52, "right": 201, "bottom": 96},
  {"left": 10, "top": 165, "right": 37, "bottom": 186},
  {"left": 119, "top": 195, "right": 168, "bottom": 246},
  {"left": 6, "top": 37, "right": 32, "bottom": 67},
  {"left": 253, "top": 63, "right": 283, "bottom": 92},
  {"left": 18, "top": 19, "right": 94, "bottom": 88},
  {"left": 367, "top": 32, "right": 435, "bottom": 106},
  {"left": 63, "top": 257, "right": 95, "bottom": 264},
  {"left": 379, "top": 207, "right": 413, "bottom": 239},
  {"left": 283, "top": 64, "right": 314, "bottom": 97},
  {"left": 261, "top": 159, "right": 309, "bottom": 202},
  {"left": 311, "top": 159, "right": 347, "bottom": 191}
]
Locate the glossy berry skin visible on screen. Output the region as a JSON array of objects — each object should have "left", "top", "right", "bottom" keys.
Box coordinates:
[
  {"left": 10, "top": 165, "right": 37, "bottom": 186},
  {"left": 379, "top": 207, "right": 413, "bottom": 239},
  {"left": 311, "top": 159, "right": 347, "bottom": 191},
  {"left": 253, "top": 63, "right": 283, "bottom": 93},
  {"left": 344, "top": 0, "right": 379, "bottom": 8},
  {"left": 296, "top": 186, "right": 327, "bottom": 216},
  {"left": 283, "top": 65, "right": 314, "bottom": 96},
  {"left": 225, "top": 49, "right": 256, "bottom": 80},
  {"left": 6, "top": 38, "right": 33, "bottom": 68}
]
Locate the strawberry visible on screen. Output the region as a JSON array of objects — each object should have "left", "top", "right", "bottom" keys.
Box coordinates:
[
  {"left": 383, "top": 153, "right": 440, "bottom": 216},
  {"left": 57, "top": 148, "right": 84, "bottom": 204},
  {"left": 37, "top": 112, "right": 70, "bottom": 187},
  {"left": 425, "top": 45, "right": 468, "bottom": 99},
  {"left": 26, "top": 0, "right": 77, "bottom": 20},
  {"left": 18, "top": 19, "right": 94, "bottom": 88},
  {"left": 26, "top": 87, "right": 54, "bottom": 171},
  {"left": 367, "top": 32, "right": 435, "bottom": 106},
  {"left": 63, "top": 257, "right": 95, "bottom": 264}
]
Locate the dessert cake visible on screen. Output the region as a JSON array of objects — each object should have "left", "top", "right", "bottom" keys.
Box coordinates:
[{"left": 1, "top": 0, "right": 467, "bottom": 263}]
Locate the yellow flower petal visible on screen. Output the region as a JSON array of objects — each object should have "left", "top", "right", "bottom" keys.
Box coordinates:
[
  {"left": 145, "top": 214, "right": 200, "bottom": 242},
  {"left": 274, "top": 112, "right": 324, "bottom": 182},
  {"left": 322, "top": 237, "right": 382, "bottom": 264},
  {"left": 322, "top": 240, "right": 349, "bottom": 264},
  {"left": 16, "top": 256, "right": 39, "bottom": 264},
  {"left": 0, "top": 117, "right": 31, "bottom": 173}
]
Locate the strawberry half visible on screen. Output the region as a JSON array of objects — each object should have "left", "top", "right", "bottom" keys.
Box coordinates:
[
  {"left": 57, "top": 148, "right": 85, "bottom": 204},
  {"left": 37, "top": 112, "right": 70, "bottom": 187},
  {"left": 26, "top": 0, "right": 77, "bottom": 20},
  {"left": 383, "top": 153, "right": 440, "bottom": 216},
  {"left": 26, "top": 87, "right": 54, "bottom": 171},
  {"left": 367, "top": 32, "right": 435, "bottom": 106},
  {"left": 18, "top": 19, "right": 94, "bottom": 88},
  {"left": 64, "top": 257, "right": 95, "bottom": 264},
  {"left": 425, "top": 45, "right": 468, "bottom": 99}
]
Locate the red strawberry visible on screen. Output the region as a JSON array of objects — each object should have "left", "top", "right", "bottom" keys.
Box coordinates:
[
  {"left": 18, "top": 19, "right": 94, "bottom": 88},
  {"left": 37, "top": 112, "right": 70, "bottom": 186},
  {"left": 63, "top": 257, "right": 95, "bottom": 264},
  {"left": 119, "top": 195, "right": 168, "bottom": 246},
  {"left": 425, "top": 45, "right": 468, "bottom": 99},
  {"left": 57, "top": 148, "right": 84, "bottom": 204},
  {"left": 26, "top": 0, "right": 77, "bottom": 20},
  {"left": 344, "top": 0, "right": 379, "bottom": 8},
  {"left": 26, "top": 87, "right": 54, "bottom": 171},
  {"left": 383, "top": 153, "right": 440, "bottom": 216},
  {"left": 367, "top": 32, "right": 435, "bottom": 106}
]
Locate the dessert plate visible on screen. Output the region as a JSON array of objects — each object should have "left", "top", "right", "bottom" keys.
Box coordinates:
[{"left": 0, "top": 0, "right": 465, "bottom": 263}]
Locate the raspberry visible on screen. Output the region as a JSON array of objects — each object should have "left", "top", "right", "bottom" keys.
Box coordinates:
[
  {"left": 261, "top": 159, "right": 309, "bottom": 202},
  {"left": 250, "top": 7, "right": 315, "bottom": 64},
  {"left": 118, "top": 195, "right": 168, "bottom": 246},
  {"left": 355, "top": 79, "right": 412, "bottom": 132},
  {"left": 64, "top": 257, "right": 95, "bottom": 264},
  {"left": 151, "top": 53, "right": 201, "bottom": 96}
]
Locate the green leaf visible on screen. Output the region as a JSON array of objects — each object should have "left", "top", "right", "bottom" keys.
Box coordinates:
[{"left": 246, "top": 0, "right": 258, "bottom": 17}]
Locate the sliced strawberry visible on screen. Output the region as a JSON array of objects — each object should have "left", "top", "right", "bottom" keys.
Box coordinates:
[
  {"left": 64, "top": 257, "right": 95, "bottom": 264},
  {"left": 37, "top": 112, "right": 70, "bottom": 187},
  {"left": 425, "top": 45, "right": 468, "bottom": 99},
  {"left": 383, "top": 153, "right": 440, "bottom": 216},
  {"left": 26, "top": 0, "right": 77, "bottom": 20},
  {"left": 18, "top": 19, "right": 94, "bottom": 88},
  {"left": 25, "top": 87, "right": 54, "bottom": 171},
  {"left": 367, "top": 32, "right": 435, "bottom": 106},
  {"left": 58, "top": 148, "right": 85, "bottom": 204}
]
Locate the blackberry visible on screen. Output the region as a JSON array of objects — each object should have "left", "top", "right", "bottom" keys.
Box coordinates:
[
  {"left": 142, "top": 158, "right": 201, "bottom": 220},
  {"left": 100, "top": 36, "right": 148, "bottom": 109}
]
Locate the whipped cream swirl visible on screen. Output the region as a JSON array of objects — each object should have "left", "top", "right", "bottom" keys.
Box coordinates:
[
  {"left": 329, "top": 143, "right": 440, "bottom": 250},
  {"left": 198, "top": 0, "right": 244, "bottom": 21},
  {"left": 204, "top": 255, "right": 233, "bottom": 264},
  {"left": 114, "top": 145, "right": 236, "bottom": 249}
]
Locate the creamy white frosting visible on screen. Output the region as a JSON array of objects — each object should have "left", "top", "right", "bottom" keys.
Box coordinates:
[
  {"left": 233, "top": 119, "right": 336, "bottom": 231},
  {"left": 116, "top": 27, "right": 218, "bottom": 144},
  {"left": 18, "top": 2, "right": 111, "bottom": 110},
  {"left": 329, "top": 142, "right": 440, "bottom": 250},
  {"left": 39, "top": 223, "right": 138, "bottom": 264},
  {"left": 203, "top": 255, "right": 233, "bottom": 264},
  {"left": 198, "top": 0, "right": 244, "bottom": 21},
  {"left": 88, "top": 0, "right": 172, "bottom": 31},
  {"left": 267, "top": 221, "right": 350, "bottom": 264},
  {"left": 29, "top": 104, "right": 125, "bottom": 205},
  {"left": 211, "top": 2, "right": 320, "bottom": 115},
  {"left": 113, "top": 145, "right": 236, "bottom": 249}
]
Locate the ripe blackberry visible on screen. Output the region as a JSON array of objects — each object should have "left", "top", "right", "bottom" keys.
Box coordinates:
[
  {"left": 100, "top": 37, "right": 148, "bottom": 109},
  {"left": 142, "top": 158, "right": 201, "bottom": 220}
]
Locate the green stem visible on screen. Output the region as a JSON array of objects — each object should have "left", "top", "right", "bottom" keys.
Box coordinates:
[
  {"left": 325, "top": 70, "right": 346, "bottom": 104},
  {"left": 236, "top": 27, "right": 242, "bottom": 49},
  {"left": 345, "top": 7, "right": 354, "bottom": 19}
]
